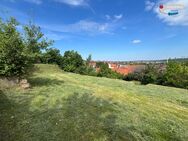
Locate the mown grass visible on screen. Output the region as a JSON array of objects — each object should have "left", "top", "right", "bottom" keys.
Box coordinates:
[{"left": 0, "top": 64, "right": 188, "bottom": 141}]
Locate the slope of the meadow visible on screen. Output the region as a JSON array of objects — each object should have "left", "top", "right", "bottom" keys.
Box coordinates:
[{"left": 0, "top": 64, "right": 188, "bottom": 141}]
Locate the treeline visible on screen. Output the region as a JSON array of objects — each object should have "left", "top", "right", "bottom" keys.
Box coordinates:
[
  {"left": 124, "top": 62, "right": 188, "bottom": 89},
  {"left": 39, "top": 49, "right": 123, "bottom": 79},
  {"left": 40, "top": 48, "right": 188, "bottom": 89}
]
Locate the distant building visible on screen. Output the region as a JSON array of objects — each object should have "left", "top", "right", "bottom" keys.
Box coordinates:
[
  {"left": 89, "top": 61, "right": 97, "bottom": 68},
  {"left": 108, "top": 63, "right": 118, "bottom": 69},
  {"left": 108, "top": 63, "right": 145, "bottom": 75},
  {"left": 89, "top": 61, "right": 146, "bottom": 75}
]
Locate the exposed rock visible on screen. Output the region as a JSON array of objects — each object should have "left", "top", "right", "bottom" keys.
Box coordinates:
[
  {"left": 21, "top": 83, "right": 30, "bottom": 89},
  {"left": 20, "top": 79, "right": 28, "bottom": 84},
  {"left": 19, "top": 79, "right": 31, "bottom": 89}
]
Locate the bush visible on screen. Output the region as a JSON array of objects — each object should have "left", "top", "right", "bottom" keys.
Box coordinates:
[
  {"left": 140, "top": 64, "right": 160, "bottom": 85},
  {"left": 164, "top": 61, "right": 188, "bottom": 89},
  {"left": 75, "top": 66, "right": 97, "bottom": 76},
  {"left": 123, "top": 72, "right": 143, "bottom": 81},
  {"left": 123, "top": 62, "right": 188, "bottom": 89},
  {"left": 41, "top": 48, "right": 62, "bottom": 65},
  {"left": 60, "top": 50, "right": 84, "bottom": 73}
]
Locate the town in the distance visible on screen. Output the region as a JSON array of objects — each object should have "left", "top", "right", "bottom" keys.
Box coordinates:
[{"left": 89, "top": 58, "right": 188, "bottom": 75}]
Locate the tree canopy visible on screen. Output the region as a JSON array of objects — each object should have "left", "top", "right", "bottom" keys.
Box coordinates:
[
  {"left": 42, "top": 48, "right": 62, "bottom": 65},
  {"left": 60, "top": 50, "right": 84, "bottom": 73},
  {"left": 0, "top": 17, "right": 53, "bottom": 78}
]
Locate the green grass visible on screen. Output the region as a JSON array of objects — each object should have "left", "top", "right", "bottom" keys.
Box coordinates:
[{"left": 0, "top": 64, "right": 188, "bottom": 141}]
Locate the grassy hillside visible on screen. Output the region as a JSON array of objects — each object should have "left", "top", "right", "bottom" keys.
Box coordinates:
[{"left": 0, "top": 64, "right": 188, "bottom": 141}]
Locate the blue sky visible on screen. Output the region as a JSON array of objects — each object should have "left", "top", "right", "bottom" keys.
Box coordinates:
[{"left": 0, "top": 0, "right": 188, "bottom": 61}]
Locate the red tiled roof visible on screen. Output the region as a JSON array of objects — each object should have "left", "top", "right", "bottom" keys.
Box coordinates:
[
  {"left": 112, "top": 67, "right": 129, "bottom": 75},
  {"left": 112, "top": 65, "right": 145, "bottom": 75},
  {"left": 89, "top": 62, "right": 145, "bottom": 75}
]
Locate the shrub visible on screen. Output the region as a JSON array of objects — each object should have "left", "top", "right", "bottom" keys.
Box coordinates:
[
  {"left": 140, "top": 64, "right": 160, "bottom": 85},
  {"left": 123, "top": 62, "right": 188, "bottom": 89},
  {"left": 60, "top": 50, "right": 84, "bottom": 73},
  {"left": 164, "top": 61, "right": 188, "bottom": 89},
  {"left": 75, "top": 65, "right": 97, "bottom": 76},
  {"left": 123, "top": 72, "right": 143, "bottom": 81},
  {"left": 41, "top": 48, "right": 62, "bottom": 65}
]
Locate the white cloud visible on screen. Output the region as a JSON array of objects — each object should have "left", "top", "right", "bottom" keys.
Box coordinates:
[
  {"left": 54, "top": 0, "right": 88, "bottom": 6},
  {"left": 114, "top": 14, "right": 123, "bottom": 20},
  {"left": 105, "top": 14, "right": 123, "bottom": 21},
  {"left": 40, "top": 13, "right": 124, "bottom": 35},
  {"left": 24, "top": 0, "right": 42, "bottom": 4},
  {"left": 41, "top": 20, "right": 113, "bottom": 35},
  {"left": 6, "top": 0, "right": 88, "bottom": 6},
  {"left": 145, "top": 0, "right": 155, "bottom": 11},
  {"left": 0, "top": 3, "right": 123, "bottom": 36},
  {"left": 40, "top": 18, "right": 123, "bottom": 36},
  {"left": 132, "top": 40, "right": 142, "bottom": 44}
]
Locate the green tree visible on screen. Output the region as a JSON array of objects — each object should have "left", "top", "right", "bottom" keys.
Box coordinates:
[
  {"left": 60, "top": 50, "right": 84, "bottom": 72},
  {"left": 86, "top": 54, "right": 92, "bottom": 66},
  {"left": 97, "top": 62, "right": 110, "bottom": 77},
  {"left": 0, "top": 17, "right": 32, "bottom": 78},
  {"left": 164, "top": 61, "right": 188, "bottom": 89},
  {"left": 141, "top": 64, "right": 159, "bottom": 85},
  {"left": 23, "top": 22, "right": 53, "bottom": 63},
  {"left": 0, "top": 17, "right": 53, "bottom": 78},
  {"left": 42, "top": 48, "right": 62, "bottom": 65}
]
